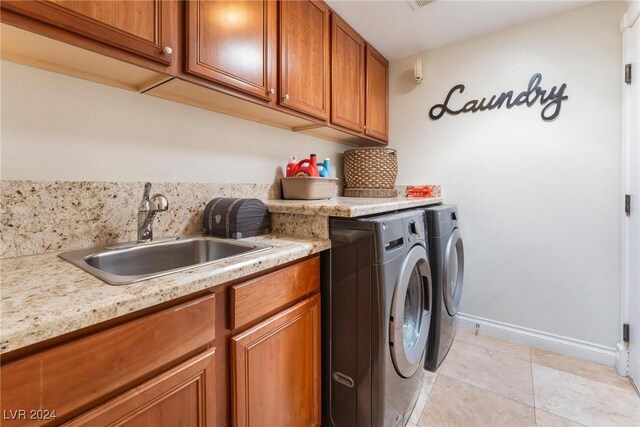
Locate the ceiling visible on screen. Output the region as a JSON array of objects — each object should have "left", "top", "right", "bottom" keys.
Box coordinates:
[{"left": 324, "top": 0, "right": 595, "bottom": 60}]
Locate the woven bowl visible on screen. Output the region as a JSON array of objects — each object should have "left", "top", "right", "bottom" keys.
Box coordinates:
[{"left": 343, "top": 148, "right": 398, "bottom": 189}]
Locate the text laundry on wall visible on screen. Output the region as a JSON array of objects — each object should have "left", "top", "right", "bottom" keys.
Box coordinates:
[{"left": 429, "top": 73, "right": 568, "bottom": 121}]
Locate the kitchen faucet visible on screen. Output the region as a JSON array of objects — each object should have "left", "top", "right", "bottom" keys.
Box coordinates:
[{"left": 137, "top": 182, "right": 169, "bottom": 242}]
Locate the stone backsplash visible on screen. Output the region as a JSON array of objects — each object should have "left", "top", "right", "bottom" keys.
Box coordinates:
[
  {"left": 1, "top": 180, "right": 280, "bottom": 258},
  {"left": 1, "top": 180, "right": 441, "bottom": 258}
]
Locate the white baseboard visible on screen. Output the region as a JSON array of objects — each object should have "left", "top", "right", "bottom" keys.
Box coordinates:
[{"left": 454, "top": 312, "right": 618, "bottom": 367}]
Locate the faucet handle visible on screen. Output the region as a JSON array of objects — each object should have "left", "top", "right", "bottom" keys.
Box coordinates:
[
  {"left": 150, "top": 194, "right": 169, "bottom": 212},
  {"left": 142, "top": 182, "right": 152, "bottom": 200},
  {"left": 139, "top": 182, "right": 152, "bottom": 210}
]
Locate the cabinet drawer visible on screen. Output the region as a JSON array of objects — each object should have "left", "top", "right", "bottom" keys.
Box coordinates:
[
  {"left": 66, "top": 348, "right": 217, "bottom": 427},
  {"left": 0, "top": 294, "right": 216, "bottom": 426},
  {"left": 230, "top": 256, "right": 320, "bottom": 331}
]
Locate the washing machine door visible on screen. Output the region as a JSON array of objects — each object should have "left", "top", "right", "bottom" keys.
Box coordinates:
[
  {"left": 389, "top": 245, "right": 432, "bottom": 378},
  {"left": 443, "top": 228, "right": 464, "bottom": 316}
]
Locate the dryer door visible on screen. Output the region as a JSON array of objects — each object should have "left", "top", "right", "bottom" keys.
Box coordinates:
[
  {"left": 443, "top": 228, "right": 464, "bottom": 316},
  {"left": 390, "top": 245, "right": 432, "bottom": 378}
]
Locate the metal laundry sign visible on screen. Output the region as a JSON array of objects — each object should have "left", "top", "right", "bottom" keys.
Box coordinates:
[{"left": 428, "top": 73, "right": 568, "bottom": 121}]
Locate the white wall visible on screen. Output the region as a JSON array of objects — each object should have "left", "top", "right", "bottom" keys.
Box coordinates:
[
  {"left": 0, "top": 60, "right": 348, "bottom": 183},
  {"left": 390, "top": 2, "right": 625, "bottom": 348}
]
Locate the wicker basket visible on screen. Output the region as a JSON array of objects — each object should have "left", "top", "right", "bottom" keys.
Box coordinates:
[
  {"left": 343, "top": 187, "right": 398, "bottom": 198},
  {"left": 343, "top": 148, "right": 398, "bottom": 189}
]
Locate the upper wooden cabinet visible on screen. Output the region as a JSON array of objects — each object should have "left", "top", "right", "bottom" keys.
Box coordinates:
[
  {"left": 365, "top": 45, "right": 389, "bottom": 141},
  {"left": 330, "top": 14, "right": 366, "bottom": 134},
  {"left": 279, "top": 0, "right": 330, "bottom": 120},
  {"left": 330, "top": 14, "right": 389, "bottom": 143},
  {"left": 1, "top": 0, "right": 389, "bottom": 144},
  {"left": 186, "top": 0, "right": 277, "bottom": 102},
  {"left": 1, "top": 0, "right": 177, "bottom": 66}
]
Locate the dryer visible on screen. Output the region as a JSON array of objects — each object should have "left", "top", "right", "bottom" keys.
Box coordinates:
[
  {"left": 325, "top": 210, "right": 432, "bottom": 427},
  {"left": 423, "top": 205, "right": 464, "bottom": 371}
]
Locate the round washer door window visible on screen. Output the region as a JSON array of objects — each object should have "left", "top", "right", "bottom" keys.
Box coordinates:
[
  {"left": 390, "top": 245, "right": 432, "bottom": 378},
  {"left": 443, "top": 228, "right": 464, "bottom": 316}
]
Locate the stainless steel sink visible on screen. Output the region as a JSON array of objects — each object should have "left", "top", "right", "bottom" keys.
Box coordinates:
[{"left": 59, "top": 236, "right": 271, "bottom": 285}]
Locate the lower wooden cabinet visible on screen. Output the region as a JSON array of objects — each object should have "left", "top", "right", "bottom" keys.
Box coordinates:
[
  {"left": 0, "top": 257, "right": 320, "bottom": 427},
  {"left": 231, "top": 294, "right": 321, "bottom": 427},
  {"left": 0, "top": 293, "right": 216, "bottom": 427},
  {"left": 66, "top": 348, "right": 217, "bottom": 427}
]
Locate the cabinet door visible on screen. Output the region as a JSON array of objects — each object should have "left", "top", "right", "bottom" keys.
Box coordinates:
[
  {"left": 1, "top": 294, "right": 216, "bottom": 427},
  {"left": 365, "top": 45, "right": 389, "bottom": 142},
  {"left": 187, "top": 0, "right": 277, "bottom": 101},
  {"left": 279, "top": 0, "right": 330, "bottom": 120},
  {"left": 232, "top": 295, "right": 321, "bottom": 427},
  {"left": 67, "top": 348, "right": 217, "bottom": 427},
  {"left": 330, "top": 14, "right": 365, "bottom": 133},
  {"left": 1, "top": 0, "right": 176, "bottom": 65}
]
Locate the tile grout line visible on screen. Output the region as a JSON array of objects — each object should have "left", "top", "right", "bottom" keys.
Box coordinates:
[
  {"left": 529, "top": 346, "right": 538, "bottom": 426},
  {"left": 452, "top": 334, "right": 638, "bottom": 426},
  {"left": 443, "top": 340, "right": 537, "bottom": 408},
  {"left": 438, "top": 372, "right": 536, "bottom": 410},
  {"left": 423, "top": 372, "right": 439, "bottom": 411},
  {"left": 412, "top": 372, "right": 439, "bottom": 426},
  {"left": 529, "top": 359, "right": 637, "bottom": 393},
  {"left": 531, "top": 360, "right": 639, "bottom": 393},
  {"left": 454, "top": 336, "right": 531, "bottom": 363},
  {"left": 530, "top": 362, "right": 638, "bottom": 426}
]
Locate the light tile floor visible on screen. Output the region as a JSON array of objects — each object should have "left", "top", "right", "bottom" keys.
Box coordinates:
[{"left": 408, "top": 329, "right": 640, "bottom": 427}]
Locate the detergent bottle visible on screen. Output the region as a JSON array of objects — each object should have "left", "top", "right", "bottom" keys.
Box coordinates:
[
  {"left": 286, "top": 155, "right": 298, "bottom": 177},
  {"left": 317, "top": 163, "right": 328, "bottom": 178},
  {"left": 292, "top": 154, "right": 319, "bottom": 177},
  {"left": 319, "top": 158, "right": 331, "bottom": 178}
]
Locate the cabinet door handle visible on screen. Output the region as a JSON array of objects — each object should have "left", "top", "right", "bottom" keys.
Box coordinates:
[
  {"left": 162, "top": 46, "right": 173, "bottom": 55},
  {"left": 283, "top": 94, "right": 290, "bottom": 100},
  {"left": 268, "top": 88, "right": 275, "bottom": 95}
]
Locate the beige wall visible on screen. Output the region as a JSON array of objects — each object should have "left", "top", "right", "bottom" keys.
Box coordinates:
[
  {"left": 0, "top": 1, "right": 626, "bottom": 350},
  {"left": 0, "top": 60, "right": 349, "bottom": 183},
  {"left": 389, "top": 1, "right": 626, "bottom": 348}
]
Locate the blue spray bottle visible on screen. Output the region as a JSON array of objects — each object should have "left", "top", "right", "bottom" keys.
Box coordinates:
[{"left": 318, "top": 158, "right": 331, "bottom": 178}]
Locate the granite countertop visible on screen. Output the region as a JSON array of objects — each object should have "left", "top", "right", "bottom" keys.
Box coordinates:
[
  {"left": 0, "top": 234, "right": 330, "bottom": 354},
  {"left": 1, "top": 195, "right": 442, "bottom": 355},
  {"left": 266, "top": 196, "right": 443, "bottom": 217}
]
